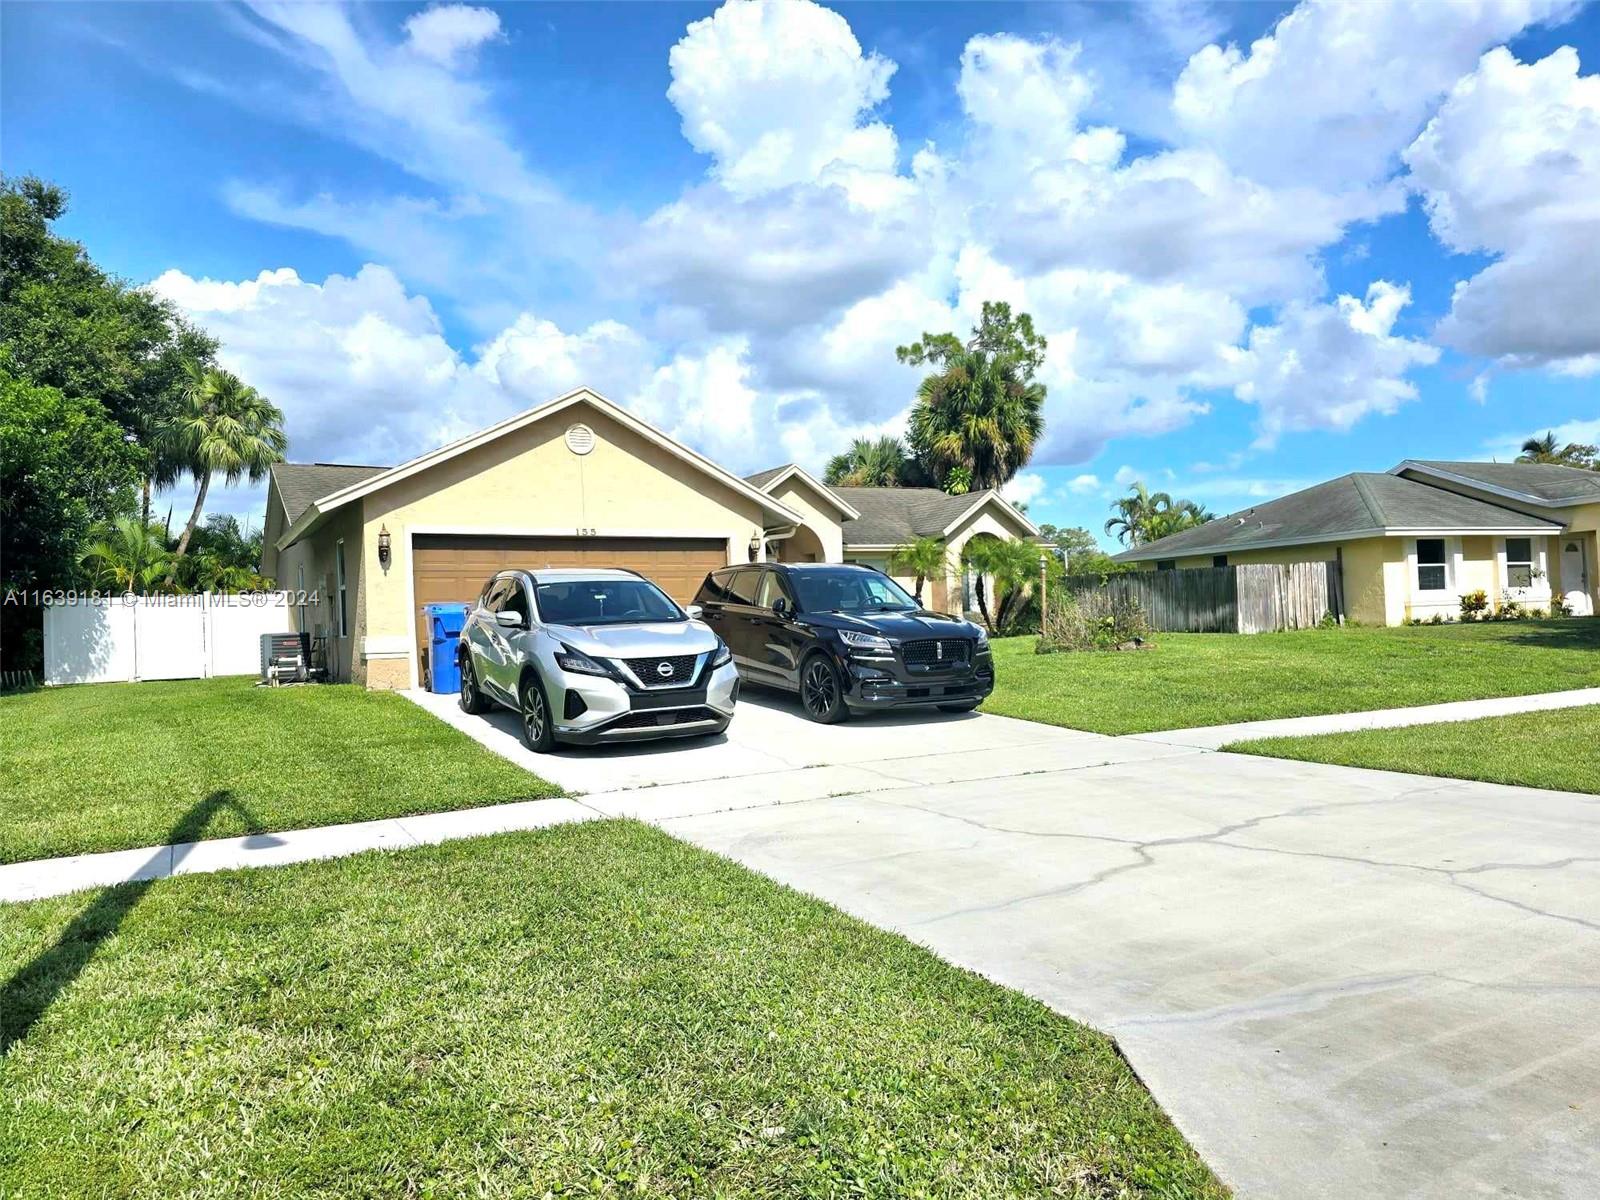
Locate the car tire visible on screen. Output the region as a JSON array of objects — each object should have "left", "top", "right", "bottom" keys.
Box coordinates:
[
  {"left": 937, "top": 701, "right": 982, "bottom": 713},
  {"left": 799, "top": 654, "right": 850, "bottom": 724},
  {"left": 518, "top": 673, "right": 556, "bottom": 753},
  {"left": 459, "top": 655, "right": 489, "bottom": 714}
]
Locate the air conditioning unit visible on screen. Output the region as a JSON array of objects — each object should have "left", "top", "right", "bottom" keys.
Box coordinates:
[{"left": 260, "top": 632, "right": 310, "bottom": 685}]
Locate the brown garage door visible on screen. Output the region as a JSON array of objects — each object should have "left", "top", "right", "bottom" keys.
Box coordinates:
[{"left": 412, "top": 534, "right": 728, "bottom": 675}]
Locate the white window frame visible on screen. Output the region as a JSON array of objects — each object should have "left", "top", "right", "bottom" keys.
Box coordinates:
[
  {"left": 1498, "top": 535, "right": 1549, "bottom": 598},
  {"left": 335, "top": 539, "right": 349, "bottom": 638},
  {"left": 1412, "top": 536, "right": 1452, "bottom": 595}
]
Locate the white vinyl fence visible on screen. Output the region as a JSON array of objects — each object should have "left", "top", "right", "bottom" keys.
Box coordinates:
[{"left": 43, "top": 593, "right": 295, "bottom": 685}]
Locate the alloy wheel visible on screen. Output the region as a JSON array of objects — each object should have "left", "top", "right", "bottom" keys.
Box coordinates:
[
  {"left": 802, "top": 660, "right": 837, "bottom": 717},
  {"left": 460, "top": 666, "right": 474, "bottom": 707},
  {"left": 522, "top": 686, "right": 547, "bottom": 745}
]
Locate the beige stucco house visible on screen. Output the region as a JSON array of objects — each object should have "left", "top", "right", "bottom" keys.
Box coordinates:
[
  {"left": 1114, "top": 461, "right": 1600, "bottom": 625},
  {"left": 262, "top": 388, "right": 1038, "bottom": 688}
]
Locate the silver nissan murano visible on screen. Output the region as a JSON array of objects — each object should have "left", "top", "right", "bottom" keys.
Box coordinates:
[{"left": 457, "top": 567, "right": 738, "bottom": 751}]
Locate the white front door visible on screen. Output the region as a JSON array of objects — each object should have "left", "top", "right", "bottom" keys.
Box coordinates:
[{"left": 1561, "top": 538, "right": 1594, "bottom": 616}]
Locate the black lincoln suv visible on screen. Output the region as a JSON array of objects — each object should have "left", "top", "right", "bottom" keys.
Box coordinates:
[{"left": 689, "top": 562, "right": 993, "bottom": 723}]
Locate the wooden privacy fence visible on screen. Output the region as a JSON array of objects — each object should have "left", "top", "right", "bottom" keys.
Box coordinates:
[{"left": 1061, "top": 561, "right": 1343, "bottom": 634}]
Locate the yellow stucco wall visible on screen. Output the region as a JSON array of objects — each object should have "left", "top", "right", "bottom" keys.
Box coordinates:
[
  {"left": 278, "top": 504, "right": 364, "bottom": 682},
  {"left": 767, "top": 477, "right": 845, "bottom": 563},
  {"left": 318, "top": 402, "right": 775, "bottom": 686}
]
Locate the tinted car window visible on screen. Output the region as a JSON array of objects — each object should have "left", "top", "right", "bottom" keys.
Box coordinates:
[
  {"left": 534, "top": 578, "right": 684, "bottom": 626},
  {"left": 482, "top": 579, "right": 513, "bottom": 612},
  {"left": 698, "top": 569, "right": 735, "bottom": 604},
  {"left": 726, "top": 568, "right": 761, "bottom": 605},
  {"left": 755, "top": 570, "right": 792, "bottom": 609},
  {"left": 789, "top": 568, "right": 917, "bottom": 614},
  {"left": 500, "top": 579, "right": 531, "bottom": 623}
]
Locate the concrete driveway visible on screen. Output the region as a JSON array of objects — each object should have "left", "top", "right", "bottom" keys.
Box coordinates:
[{"left": 408, "top": 686, "right": 1600, "bottom": 1198}]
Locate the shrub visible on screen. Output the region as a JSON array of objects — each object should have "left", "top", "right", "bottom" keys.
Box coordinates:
[
  {"left": 1459, "top": 589, "right": 1489, "bottom": 621},
  {"left": 1551, "top": 595, "right": 1573, "bottom": 618},
  {"left": 1493, "top": 593, "right": 1524, "bottom": 621},
  {"left": 1036, "top": 590, "right": 1152, "bottom": 653}
]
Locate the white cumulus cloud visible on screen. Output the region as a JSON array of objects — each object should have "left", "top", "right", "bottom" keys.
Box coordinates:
[{"left": 1405, "top": 46, "right": 1600, "bottom": 372}]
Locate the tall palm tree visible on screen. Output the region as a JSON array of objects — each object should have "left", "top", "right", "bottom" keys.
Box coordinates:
[
  {"left": 824, "top": 436, "right": 909, "bottom": 487},
  {"left": 1518, "top": 432, "right": 1561, "bottom": 462},
  {"left": 78, "top": 515, "right": 171, "bottom": 594},
  {"left": 162, "top": 365, "right": 286, "bottom": 578},
  {"left": 905, "top": 343, "right": 1044, "bottom": 492},
  {"left": 889, "top": 536, "right": 949, "bottom": 605}
]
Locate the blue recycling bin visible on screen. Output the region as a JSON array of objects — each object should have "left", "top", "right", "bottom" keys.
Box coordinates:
[{"left": 424, "top": 602, "right": 471, "bottom": 694}]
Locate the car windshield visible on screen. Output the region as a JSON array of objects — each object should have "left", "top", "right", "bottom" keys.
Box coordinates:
[
  {"left": 534, "top": 579, "right": 684, "bottom": 626},
  {"left": 788, "top": 568, "right": 918, "bottom": 614}
]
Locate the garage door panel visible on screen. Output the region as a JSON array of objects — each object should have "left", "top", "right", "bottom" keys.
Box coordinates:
[{"left": 411, "top": 535, "right": 728, "bottom": 674}]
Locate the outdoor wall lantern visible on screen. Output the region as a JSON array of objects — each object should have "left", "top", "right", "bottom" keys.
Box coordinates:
[
  {"left": 378, "top": 526, "right": 392, "bottom": 569},
  {"left": 748, "top": 535, "right": 760, "bottom": 562}
]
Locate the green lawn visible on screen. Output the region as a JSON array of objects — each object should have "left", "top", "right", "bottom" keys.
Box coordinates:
[
  {"left": 0, "top": 678, "right": 560, "bottom": 865},
  {"left": 982, "top": 618, "right": 1600, "bottom": 735},
  {"left": 1, "top": 821, "right": 1226, "bottom": 1198},
  {"left": 1228, "top": 704, "right": 1600, "bottom": 795}
]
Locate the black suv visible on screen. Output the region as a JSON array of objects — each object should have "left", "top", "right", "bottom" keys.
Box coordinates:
[{"left": 690, "top": 562, "right": 994, "bottom": 723}]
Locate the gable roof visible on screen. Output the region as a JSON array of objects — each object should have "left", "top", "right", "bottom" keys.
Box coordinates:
[
  {"left": 743, "top": 463, "right": 860, "bottom": 519},
  {"left": 276, "top": 388, "right": 804, "bottom": 551},
  {"left": 827, "top": 486, "right": 1040, "bottom": 546},
  {"left": 1392, "top": 459, "right": 1600, "bottom": 507},
  {"left": 270, "top": 463, "right": 390, "bottom": 524},
  {"left": 1114, "top": 472, "right": 1563, "bottom": 562}
]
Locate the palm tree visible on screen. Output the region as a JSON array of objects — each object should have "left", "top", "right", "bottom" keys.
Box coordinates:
[
  {"left": 161, "top": 365, "right": 286, "bottom": 579},
  {"left": 899, "top": 303, "right": 1046, "bottom": 494},
  {"left": 1104, "top": 482, "right": 1170, "bottom": 547},
  {"left": 78, "top": 515, "right": 171, "bottom": 593},
  {"left": 1104, "top": 482, "right": 1212, "bottom": 546},
  {"left": 824, "top": 436, "right": 910, "bottom": 487},
  {"left": 962, "top": 537, "right": 1048, "bottom": 634},
  {"left": 889, "top": 536, "right": 949, "bottom": 605},
  {"left": 1517, "top": 432, "right": 1599, "bottom": 469},
  {"left": 905, "top": 345, "right": 1044, "bottom": 492}
]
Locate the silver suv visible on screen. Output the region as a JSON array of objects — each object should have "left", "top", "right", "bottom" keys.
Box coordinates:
[{"left": 457, "top": 568, "right": 738, "bottom": 751}]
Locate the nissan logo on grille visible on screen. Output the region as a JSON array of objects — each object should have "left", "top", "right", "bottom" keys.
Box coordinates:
[{"left": 655, "top": 661, "right": 674, "bottom": 679}]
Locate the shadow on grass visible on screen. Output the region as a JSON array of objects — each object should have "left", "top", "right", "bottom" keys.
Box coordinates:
[
  {"left": 1498, "top": 617, "right": 1600, "bottom": 653},
  {"left": 1, "top": 790, "right": 267, "bottom": 1052}
]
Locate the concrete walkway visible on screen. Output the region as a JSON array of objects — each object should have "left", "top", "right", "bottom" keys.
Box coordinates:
[{"left": 1132, "top": 685, "right": 1600, "bottom": 750}]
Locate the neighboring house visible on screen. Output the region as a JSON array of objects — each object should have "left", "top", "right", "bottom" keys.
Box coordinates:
[
  {"left": 260, "top": 387, "right": 1039, "bottom": 689},
  {"left": 1112, "top": 462, "right": 1600, "bottom": 625},
  {"left": 743, "top": 468, "right": 1041, "bottom": 614}
]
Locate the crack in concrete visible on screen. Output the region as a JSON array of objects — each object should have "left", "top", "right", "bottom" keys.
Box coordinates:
[{"left": 866, "top": 784, "right": 1600, "bottom": 936}]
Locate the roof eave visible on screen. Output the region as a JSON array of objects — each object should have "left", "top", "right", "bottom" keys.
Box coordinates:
[
  {"left": 759, "top": 464, "right": 861, "bottom": 519},
  {"left": 1115, "top": 521, "right": 1564, "bottom": 562}
]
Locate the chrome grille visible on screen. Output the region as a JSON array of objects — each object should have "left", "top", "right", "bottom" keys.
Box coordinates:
[
  {"left": 899, "top": 638, "right": 971, "bottom": 667},
  {"left": 621, "top": 653, "right": 700, "bottom": 688}
]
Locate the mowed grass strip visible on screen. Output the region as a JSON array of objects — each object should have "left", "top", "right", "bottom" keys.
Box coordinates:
[
  {"left": 983, "top": 619, "right": 1600, "bottom": 735},
  {"left": 0, "top": 678, "right": 560, "bottom": 864},
  {"left": 1228, "top": 704, "right": 1600, "bottom": 795},
  {"left": 0, "top": 820, "right": 1227, "bottom": 1199}
]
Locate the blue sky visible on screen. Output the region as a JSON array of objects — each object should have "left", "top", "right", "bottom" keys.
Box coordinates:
[{"left": 5, "top": 1, "right": 1597, "bottom": 546}]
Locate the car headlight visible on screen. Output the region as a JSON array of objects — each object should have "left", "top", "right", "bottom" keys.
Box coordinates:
[
  {"left": 555, "top": 645, "right": 610, "bottom": 676},
  {"left": 839, "top": 629, "right": 893, "bottom": 655},
  {"left": 710, "top": 638, "right": 732, "bottom": 668},
  {"left": 973, "top": 626, "right": 989, "bottom": 648}
]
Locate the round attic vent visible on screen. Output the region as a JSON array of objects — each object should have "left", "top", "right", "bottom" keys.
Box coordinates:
[{"left": 564, "top": 423, "right": 595, "bottom": 455}]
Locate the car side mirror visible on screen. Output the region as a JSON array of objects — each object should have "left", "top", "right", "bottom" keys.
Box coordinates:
[
  {"left": 494, "top": 610, "right": 524, "bottom": 628},
  {"left": 772, "top": 596, "right": 790, "bottom": 618},
  {"left": 685, "top": 603, "right": 704, "bottom": 619}
]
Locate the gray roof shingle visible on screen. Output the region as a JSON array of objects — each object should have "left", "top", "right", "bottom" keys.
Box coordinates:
[
  {"left": 743, "top": 464, "right": 791, "bottom": 489},
  {"left": 1399, "top": 460, "right": 1600, "bottom": 505},
  {"left": 1114, "top": 472, "right": 1560, "bottom": 561},
  {"left": 272, "top": 462, "right": 391, "bottom": 524},
  {"left": 828, "top": 486, "right": 1007, "bottom": 545}
]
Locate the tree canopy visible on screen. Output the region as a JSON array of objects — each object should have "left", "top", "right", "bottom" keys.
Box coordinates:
[
  {"left": 897, "top": 301, "right": 1047, "bottom": 494},
  {"left": 1516, "top": 431, "right": 1598, "bottom": 470},
  {"left": 1104, "top": 482, "right": 1214, "bottom": 548}
]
